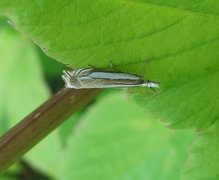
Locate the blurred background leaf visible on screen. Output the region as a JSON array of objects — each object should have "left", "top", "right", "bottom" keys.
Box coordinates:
[
  {"left": 0, "top": 22, "right": 51, "bottom": 179},
  {"left": 0, "top": 23, "right": 195, "bottom": 178},
  {"left": 182, "top": 120, "right": 219, "bottom": 179},
  {"left": 59, "top": 91, "right": 195, "bottom": 180},
  {"left": 2, "top": 88, "right": 195, "bottom": 180},
  {"left": 0, "top": 24, "right": 49, "bottom": 133}
]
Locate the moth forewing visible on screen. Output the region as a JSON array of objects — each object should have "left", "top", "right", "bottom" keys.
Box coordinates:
[
  {"left": 62, "top": 68, "right": 159, "bottom": 89},
  {"left": 79, "top": 71, "right": 145, "bottom": 88}
]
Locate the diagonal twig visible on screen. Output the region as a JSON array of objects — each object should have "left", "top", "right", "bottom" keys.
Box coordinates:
[{"left": 0, "top": 88, "right": 102, "bottom": 173}]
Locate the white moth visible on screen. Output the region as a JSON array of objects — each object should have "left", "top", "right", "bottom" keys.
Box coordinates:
[{"left": 62, "top": 68, "right": 159, "bottom": 90}]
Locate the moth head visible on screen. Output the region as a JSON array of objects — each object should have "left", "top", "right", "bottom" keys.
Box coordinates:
[{"left": 62, "top": 70, "right": 79, "bottom": 89}]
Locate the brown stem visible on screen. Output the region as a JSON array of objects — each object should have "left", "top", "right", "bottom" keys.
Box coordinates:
[{"left": 0, "top": 88, "right": 102, "bottom": 173}]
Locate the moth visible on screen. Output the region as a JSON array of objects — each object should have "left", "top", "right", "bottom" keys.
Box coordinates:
[{"left": 62, "top": 67, "right": 159, "bottom": 90}]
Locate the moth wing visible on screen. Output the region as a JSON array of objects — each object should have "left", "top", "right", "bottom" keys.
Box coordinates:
[{"left": 76, "top": 68, "right": 94, "bottom": 77}]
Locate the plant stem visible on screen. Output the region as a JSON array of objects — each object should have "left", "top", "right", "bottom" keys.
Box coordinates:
[{"left": 0, "top": 88, "right": 102, "bottom": 173}]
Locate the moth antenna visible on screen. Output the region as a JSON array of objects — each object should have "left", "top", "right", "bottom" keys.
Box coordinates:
[{"left": 88, "top": 64, "right": 97, "bottom": 69}]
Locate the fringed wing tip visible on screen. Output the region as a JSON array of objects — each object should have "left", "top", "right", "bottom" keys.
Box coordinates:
[{"left": 146, "top": 81, "right": 160, "bottom": 88}]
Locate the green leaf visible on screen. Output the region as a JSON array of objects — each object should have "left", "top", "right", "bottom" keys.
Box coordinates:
[
  {"left": 58, "top": 111, "right": 82, "bottom": 146},
  {"left": 0, "top": 0, "right": 218, "bottom": 130},
  {"left": 24, "top": 112, "right": 84, "bottom": 178},
  {"left": 0, "top": 26, "right": 49, "bottom": 133},
  {"left": 23, "top": 91, "right": 195, "bottom": 179},
  {"left": 25, "top": 131, "right": 62, "bottom": 177},
  {"left": 182, "top": 121, "right": 219, "bottom": 179},
  {"left": 60, "top": 91, "right": 195, "bottom": 180},
  {"left": 0, "top": 1, "right": 218, "bottom": 178},
  {"left": 0, "top": 175, "right": 17, "bottom": 180},
  {"left": 0, "top": 24, "right": 56, "bottom": 176},
  {"left": 25, "top": 112, "right": 85, "bottom": 177}
]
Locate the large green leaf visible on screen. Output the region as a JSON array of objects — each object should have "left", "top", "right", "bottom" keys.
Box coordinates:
[
  {"left": 22, "top": 91, "right": 195, "bottom": 179},
  {"left": 0, "top": 0, "right": 218, "bottom": 130},
  {"left": 25, "top": 111, "right": 83, "bottom": 177},
  {"left": 0, "top": 24, "right": 58, "bottom": 177},
  {"left": 0, "top": 26, "right": 49, "bottom": 133},
  {"left": 25, "top": 130, "right": 62, "bottom": 177},
  {"left": 59, "top": 91, "right": 195, "bottom": 180},
  {"left": 182, "top": 121, "right": 219, "bottom": 179}
]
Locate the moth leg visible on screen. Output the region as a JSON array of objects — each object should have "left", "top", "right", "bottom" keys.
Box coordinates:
[
  {"left": 72, "top": 76, "right": 81, "bottom": 87},
  {"left": 88, "top": 64, "right": 98, "bottom": 69},
  {"left": 141, "top": 59, "right": 151, "bottom": 78},
  {"left": 88, "top": 62, "right": 120, "bottom": 72},
  {"left": 150, "top": 87, "right": 157, "bottom": 92},
  {"left": 109, "top": 61, "right": 121, "bottom": 72}
]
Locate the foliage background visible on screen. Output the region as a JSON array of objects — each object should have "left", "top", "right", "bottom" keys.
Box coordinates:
[
  {"left": 0, "top": 19, "right": 194, "bottom": 180},
  {"left": 0, "top": 0, "right": 219, "bottom": 179}
]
